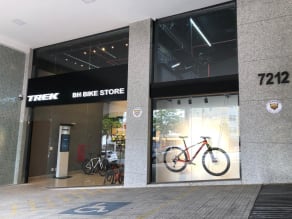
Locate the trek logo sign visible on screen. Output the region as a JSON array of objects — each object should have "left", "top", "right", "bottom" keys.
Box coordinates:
[
  {"left": 27, "top": 93, "right": 60, "bottom": 102},
  {"left": 26, "top": 65, "right": 128, "bottom": 107}
]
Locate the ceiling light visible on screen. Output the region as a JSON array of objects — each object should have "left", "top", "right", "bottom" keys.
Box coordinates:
[
  {"left": 64, "top": 53, "right": 100, "bottom": 69},
  {"left": 125, "top": 43, "right": 128, "bottom": 47},
  {"left": 204, "top": 97, "right": 208, "bottom": 103},
  {"left": 111, "top": 46, "right": 114, "bottom": 49},
  {"left": 81, "top": 0, "right": 96, "bottom": 4},
  {"left": 83, "top": 51, "right": 87, "bottom": 55},
  {"left": 190, "top": 18, "right": 211, "bottom": 47},
  {"left": 92, "top": 49, "right": 96, "bottom": 53},
  {"left": 65, "top": 58, "right": 68, "bottom": 62},
  {"left": 171, "top": 62, "right": 181, "bottom": 69},
  {"left": 101, "top": 47, "right": 106, "bottom": 51},
  {"left": 12, "top": 19, "right": 26, "bottom": 26}
]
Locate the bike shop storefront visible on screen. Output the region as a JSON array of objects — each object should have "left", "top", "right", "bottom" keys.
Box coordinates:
[
  {"left": 150, "top": 2, "right": 241, "bottom": 183},
  {"left": 26, "top": 28, "right": 128, "bottom": 187}
]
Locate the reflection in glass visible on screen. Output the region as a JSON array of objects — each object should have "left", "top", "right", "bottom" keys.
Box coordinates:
[
  {"left": 33, "top": 28, "right": 129, "bottom": 77},
  {"left": 153, "top": 3, "right": 237, "bottom": 82}
]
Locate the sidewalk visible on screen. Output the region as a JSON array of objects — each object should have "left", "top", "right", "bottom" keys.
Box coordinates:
[{"left": 0, "top": 183, "right": 260, "bottom": 218}]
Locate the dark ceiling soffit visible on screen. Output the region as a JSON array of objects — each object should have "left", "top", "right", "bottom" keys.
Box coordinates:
[{"left": 150, "top": 75, "right": 238, "bottom": 98}]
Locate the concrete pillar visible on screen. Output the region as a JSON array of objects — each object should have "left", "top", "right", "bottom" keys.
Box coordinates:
[
  {"left": 124, "top": 19, "right": 153, "bottom": 187},
  {"left": 0, "top": 45, "right": 26, "bottom": 185},
  {"left": 13, "top": 49, "right": 33, "bottom": 183},
  {"left": 237, "top": 0, "right": 292, "bottom": 184}
]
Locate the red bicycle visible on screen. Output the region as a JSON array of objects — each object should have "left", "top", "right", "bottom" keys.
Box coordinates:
[{"left": 163, "top": 136, "right": 230, "bottom": 176}]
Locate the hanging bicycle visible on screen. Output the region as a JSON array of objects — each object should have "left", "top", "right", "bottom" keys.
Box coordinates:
[{"left": 164, "top": 136, "right": 230, "bottom": 176}]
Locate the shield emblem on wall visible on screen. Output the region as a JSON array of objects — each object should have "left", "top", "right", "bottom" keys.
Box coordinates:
[{"left": 266, "top": 100, "right": 282, "bottom": 114}]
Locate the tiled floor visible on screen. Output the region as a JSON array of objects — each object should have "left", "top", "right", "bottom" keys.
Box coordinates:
[
  {"left": 28, "top": 170, "right": 122, "bottom": 188},
  {"left": 0, "top": 183, "right": 260, "bottom": 218}
]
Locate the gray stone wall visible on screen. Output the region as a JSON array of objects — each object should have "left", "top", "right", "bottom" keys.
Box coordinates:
[
  {"left": 124, "top": 19, "right": 153, "bottom": 187},
  {"left": 0, "top": 45, "right": 26, "bottom": 185},
  {"left": 237, "top": 0, "right": 292, "bottom": 184}
]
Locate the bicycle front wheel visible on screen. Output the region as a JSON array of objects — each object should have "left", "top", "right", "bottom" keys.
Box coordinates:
[
  {"left": 164, "top": 147, "right": 187, "bottom": 172},
  {"left": 202, "top": 148, "right": 230, "bottom": 176}
]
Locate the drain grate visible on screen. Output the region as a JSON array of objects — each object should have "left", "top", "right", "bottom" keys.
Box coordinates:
[{"left": 249, "top": 184, "right": 292, "bottom": 218}]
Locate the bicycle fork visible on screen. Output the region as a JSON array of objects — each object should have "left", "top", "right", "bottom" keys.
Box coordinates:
[{"left": 206, "top": 144, "right": 218, "bottom": 163}]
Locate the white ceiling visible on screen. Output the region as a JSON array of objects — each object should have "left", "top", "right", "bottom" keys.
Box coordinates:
[{"left": 0, "top": 0, "right": 229, "bottom": 53}]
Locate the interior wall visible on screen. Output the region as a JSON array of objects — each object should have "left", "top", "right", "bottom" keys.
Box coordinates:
[
  {"left": 29, "top": 103, "right": 103, "bottom": 177},
  {"left": 0, "top": 45, "right": 26, "bottom": 185}
]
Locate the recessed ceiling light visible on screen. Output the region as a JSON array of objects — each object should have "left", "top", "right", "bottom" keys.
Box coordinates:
[
  {"left": 81, "top": 0, "right": 96, "bottom": 4},
  {"left": 101, "top": 47, "right": 106, "bottom": 51},
  {"left": 92, "top": 49, "right": 96, "bottom": 53},
  {"left": 12, "top": 19, "right": 26, "bottom": 26},
  {"left": 111, "top": 46, "right": 114, "bottom": 49},
  {"left": 83, "top": 51, "right": 87, "bottom": 55},
  {"left": 125, "top": 43, "right": 128, "bottom": 47}
]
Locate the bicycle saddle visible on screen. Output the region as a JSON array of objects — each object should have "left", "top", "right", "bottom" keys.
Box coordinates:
[
  {"left": 200, "top": 136, "right": 211, "bottom": 139},
  {"left": 179, "top": 136, "right": 188, "bottom": 139}
]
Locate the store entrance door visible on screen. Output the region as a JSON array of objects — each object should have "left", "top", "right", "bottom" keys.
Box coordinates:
[{"left": 29, "top": 121, "right": 51, "bottom": 177}]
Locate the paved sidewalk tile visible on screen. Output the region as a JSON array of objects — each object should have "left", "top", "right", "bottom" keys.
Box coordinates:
[{"left": 0, "top": 184, "right": 260, "bottom": 218}]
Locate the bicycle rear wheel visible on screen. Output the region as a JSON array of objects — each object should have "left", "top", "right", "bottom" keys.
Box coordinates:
[
  {"left": 81, "top": 159, "right": 92, "bottom": 174},
  {"left": 202, "top": 148, "right": 230, "bottom": 176},
  {"left": 164, "top": 147, "right": 187, "bottom": 172}
]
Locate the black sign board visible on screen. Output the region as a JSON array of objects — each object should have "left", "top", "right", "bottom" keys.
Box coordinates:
[{"left": 26, "top": 65, "right": 128, "bottom": 107}]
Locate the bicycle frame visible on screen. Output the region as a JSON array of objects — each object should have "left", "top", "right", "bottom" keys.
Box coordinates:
[
  {"left": 180, "top": 138, "right": 212, "bottom": 163},
  {"left": 88, "top": 155, "right": 103, "bottom": 172},
  {"left": 93, "top": 157, "right": 103, "bottom": 170}
]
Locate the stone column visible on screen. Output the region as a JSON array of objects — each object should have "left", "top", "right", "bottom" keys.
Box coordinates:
[
  {"left": 0, "top": 45, "right": 27, "bottom": 185},
  {"left": 237, "top": 0, "right": 292, "bottom": 184},
  {"left": 124, "top": 19, "right": 152, "bottom": 187},
  {"left": 13, "top": 49, "right": 33, "bottom": 184}
]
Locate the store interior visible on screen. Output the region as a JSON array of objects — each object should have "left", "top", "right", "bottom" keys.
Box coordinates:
[{"left": 28, "top": 101, "right": 127, "bottom": 187}]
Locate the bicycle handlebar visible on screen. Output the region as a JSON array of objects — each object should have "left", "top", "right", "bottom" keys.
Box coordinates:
[{"left": 179, "top": 136, "right": 211, "bottom": 139}]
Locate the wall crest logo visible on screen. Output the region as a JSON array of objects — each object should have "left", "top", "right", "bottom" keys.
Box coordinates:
[
  {"left": 266, "top": 100, "right": 282, "bottom": 114},
  {"left": 132, "top": 107, "right": 143, "bottom": 118}
]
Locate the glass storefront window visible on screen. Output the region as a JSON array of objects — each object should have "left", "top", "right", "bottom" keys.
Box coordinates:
[
  {"left": 33, "top": 28, "right": 129, "bottom": 77},
  {"left": 153, "top": 3, "right": 237, "bottom": 83},
  {"left": 151, "top": 94, "right": 240, "bottom": 183},
  {"left": 28, "top": 101, "right": 127, "bottom": 187},
  {"left": 28, "top": 27, "right": 129, "bottom": 187}
]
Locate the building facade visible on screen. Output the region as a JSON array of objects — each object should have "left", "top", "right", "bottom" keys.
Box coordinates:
[{"left": 0, "top": 0, "right": 291, "bottom": 187}]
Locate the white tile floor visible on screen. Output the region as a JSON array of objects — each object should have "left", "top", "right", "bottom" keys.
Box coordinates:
[{"left": 28, "top": 170, "right": 122, "bottom": 188}]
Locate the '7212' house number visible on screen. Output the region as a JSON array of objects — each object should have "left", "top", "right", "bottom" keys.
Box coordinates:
[{"left": 258, "top": 71, "right": 290, "bottom": 85}]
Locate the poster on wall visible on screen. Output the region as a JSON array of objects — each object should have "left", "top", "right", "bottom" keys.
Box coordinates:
[{"left": 26, "top": 65, "right": 128, "bottom": 107}]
